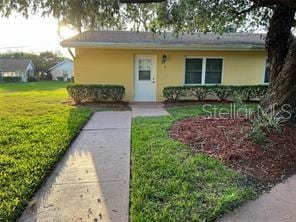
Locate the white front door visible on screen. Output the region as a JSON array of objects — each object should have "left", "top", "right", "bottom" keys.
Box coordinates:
[{"left": 134, "top": 55, "right": 156, "bottom": 102}]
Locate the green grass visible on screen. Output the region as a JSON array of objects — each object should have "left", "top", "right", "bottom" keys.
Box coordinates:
[
  {"left": 0, "top": 83, "right": 260, "bottom": 222},
  {"left": 0, "top": 82, "right": 93, "bottom": 221},
  {"left": 131, "top": 104, "right": 259, "bottom": 221}
]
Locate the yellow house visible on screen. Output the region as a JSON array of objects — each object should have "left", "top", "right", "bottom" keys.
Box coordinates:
[{"left": 62, "top": 31, "right": 268, "bottom": 102}]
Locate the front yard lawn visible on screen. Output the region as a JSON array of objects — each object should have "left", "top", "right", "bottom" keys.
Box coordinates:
[
  {"left": 0, "top": 82, "right": 92, "bottom": 221},
  {"left": 131, "top": 104, "right": 260, "bottom": 221}
]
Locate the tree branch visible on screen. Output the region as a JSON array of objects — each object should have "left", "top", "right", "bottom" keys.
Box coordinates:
[
  {"left": 235, "top": 4, "right": 257, "bottom": 16},
  {"left": 250, "top": 0, "right": 296, "bottom": 9}
]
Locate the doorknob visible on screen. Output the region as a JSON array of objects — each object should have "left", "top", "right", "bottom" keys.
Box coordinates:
[{"left": 152, "top": 77, "right": 155, "bottom": 84}]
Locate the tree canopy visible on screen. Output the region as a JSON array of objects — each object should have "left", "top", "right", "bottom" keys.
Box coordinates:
[{"left": 0, "top": 0, "right": 277, "bottom": 33}]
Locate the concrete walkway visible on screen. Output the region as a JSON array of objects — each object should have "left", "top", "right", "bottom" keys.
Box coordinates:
[
  {"left": 20, "top": 112, "right": 131, "bottom": 222},
  {"left": 131, "top": 103, "right": 169, "bottom": 117},
  {"left": 218, "top": 174, "right": 296, "bottom": 222}
]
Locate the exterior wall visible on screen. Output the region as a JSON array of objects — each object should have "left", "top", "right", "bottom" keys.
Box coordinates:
[
  {"left": 26, "top": 63, "right": 35, "bottom": 79},
  {"left": 2, "top": 71, "right": 27, "bottom": 82},
  {"left": 75, "top": 48, "right": 267, "bottom": 102},
  {"left": 51, "top": 61, "right": 74, "bottom": 81}
]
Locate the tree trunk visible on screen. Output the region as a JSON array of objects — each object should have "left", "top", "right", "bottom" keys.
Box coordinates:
[{"left": 260, "top": 5, "right": 296, "bottom": 121}]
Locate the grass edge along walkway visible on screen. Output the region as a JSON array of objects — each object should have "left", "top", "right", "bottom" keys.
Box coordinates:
[{"left": 0, "top": 82, "right": 93, "bottom": 221}]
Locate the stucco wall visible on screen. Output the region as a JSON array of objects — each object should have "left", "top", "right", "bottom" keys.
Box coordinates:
[{"left": 75, "top": 48, "right": 267, "bottom": 102}]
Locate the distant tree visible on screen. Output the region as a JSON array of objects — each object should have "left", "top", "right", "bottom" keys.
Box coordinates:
[{"left": 0, "top": 51, "right": 66, "bottom": 79}]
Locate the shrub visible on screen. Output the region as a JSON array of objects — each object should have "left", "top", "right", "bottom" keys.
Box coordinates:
[
  {"left": 2, "top": 77, "right": 22, "bottom": 82},
  {"left": 256, "top": 86, "right": 268, "bottom": 100},
  {"left": 188, "top": 86, "right": 208, "bottom": 101},
  {"left": 163, "top": 86, "right": 187, "bottom": 102},
  {"left": 28, "top": 76, "right": 38, "bottom": 82},
  {"left": 248, "top": 106, "right": 284, "bottom": 146},
  {"left": 57, "top": 76, "right": 65, "bottom": 81},
  {"left": 248, "top": 124, "right": 269, "bottom": 146},
  {"left": 235, "top": 85, "right": 268, "bottom": 102},
  {"left": 90, "top": 86, "right": 105, "bottom": 102},
  {"left": 68, "top": 77, "right": 74, "bottom": 83},
  {"left": 108, "top": 86, "right": 125, "bottom": 102},
  {"left": 66, "top": 84, "right": 88, "bottom": 104},
  {"left": 256, "top": 107, "right": 284, "bottom": 133},
  {"left": 212, "top": 85, "right": 235, "bottom": 101},
  {"left": 163, "top": 85, "right": 268, "bottom": 102},
  {"left": 66, "top": 84, "right": 125, "bottom": 104}
]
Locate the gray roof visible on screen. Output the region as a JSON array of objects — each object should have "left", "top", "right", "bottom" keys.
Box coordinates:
[
  {"left": 61, "top": 30, "right": 266, "bottom": 50},
  {"left": 0, "top": 59, "right": 32, "bottom": 72}
]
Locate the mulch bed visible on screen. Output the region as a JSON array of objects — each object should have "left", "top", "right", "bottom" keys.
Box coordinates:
[{"left": 170, "top": 116, "right": 296, "bottom": 183}]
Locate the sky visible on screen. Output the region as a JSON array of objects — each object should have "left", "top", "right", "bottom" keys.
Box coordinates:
[{"left": 0, "top": 14, "right": 77, "bottom": 57}]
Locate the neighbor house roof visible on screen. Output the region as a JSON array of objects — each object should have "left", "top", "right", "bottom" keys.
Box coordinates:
[
  {"left": 49, "top": 59, "right": 73, "bottom": 71},
  {"left": 0, "top": 59, "right": 33, "bottom": 72},
  {"left": 61, "top": 30, "right": 266, "bottom": 51}
]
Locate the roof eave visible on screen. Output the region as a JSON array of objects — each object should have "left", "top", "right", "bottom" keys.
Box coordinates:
[
  {"left": 49, "top": 60, "right": 66, "bottom": 71},
  {"left": 61, "top": 42, "right": 265, "bottom": 51}
]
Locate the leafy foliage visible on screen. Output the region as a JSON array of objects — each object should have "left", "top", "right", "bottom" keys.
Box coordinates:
[
  {"left": 27, "top": 76, "right": 38, "bottom": 82},
  {"left": 2, "top": 77, "right": 22, "bottom": 82},
  {"left": 248, "top": 106, "right": 285, "bottom": 145},
  {"left": 66, "top": 84, "right": 88, "bottom": 104},
  {"left": 248, "top": 123, "right": 269, "bottom": 146},
  {"left": 0, "top": 0, "right": 274, "bottom": 32},
  {"left": 0, "top": 82, "right": 92, "bottom": 221},
  {"left": 212, "top": 86, "right": 235, "bottom": 101},
  {"left": 163, "top": 85, "right": 268, "bottom": 102},
  {"left": 66, "top": 84, "right": 126, "bottom": 104},
  {"left": 253, "top": 107, "right": 285, "bottom": 133},
  {"left": 162, "top": 86, "right": 187, "bottom": 101},
  {"left": 56, "top": 76, "right": 66, "bottom": 81},
  {"left": 234, "top": 85, "right": 268, "bottom": 102},
  {"left": 189, "top": 86, "right": 208, "bottom": 101}
]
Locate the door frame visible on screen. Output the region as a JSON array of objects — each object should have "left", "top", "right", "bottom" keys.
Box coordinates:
[{"left": 134, "top": 55, "right": 157, "bottom": 102}]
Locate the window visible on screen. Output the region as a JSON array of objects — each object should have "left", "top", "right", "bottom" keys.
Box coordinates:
[
  {"left": 264, "top": 59, "right": 270, "bottom": 84},
  {"left": 205, "top": 59, "right": 223, "bottom": 84},
  {"left": 138, "top": 59, "right": 151, "bottom": 81},
  {"left": 3, "top": 72, "right": 18, "bottom": 77},
  {"left": 185, "top": 58, "right": 202, "bottom": 84},
  {"left": 185, "top": 58, "right": 223, "bottom": 85}
]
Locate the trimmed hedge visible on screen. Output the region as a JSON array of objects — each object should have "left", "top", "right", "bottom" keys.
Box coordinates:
[
  {"left": 57, "top": 76, "right": 65, "bottom": 81},
  {"left": 67, "top": 84, "right": 125, "bottom": 104},
  {"left": 28, "top": 76, "right": 38, "bottom": 82},
  {"left": 163, "top": 85, "right": 268, "bottom": 102},
  {"left": 2, "top": 77, "right": 22, "bottom": 82}
]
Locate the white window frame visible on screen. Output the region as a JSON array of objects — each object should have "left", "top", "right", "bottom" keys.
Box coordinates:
[{"left": 184, "top": 56, "right": 224, "bottom": 85}]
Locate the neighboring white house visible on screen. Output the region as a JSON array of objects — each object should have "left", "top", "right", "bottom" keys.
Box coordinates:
[
  {"left": 49, "top": 59, "right": 74, "bottom": 81},
  {"left": 0, "top": 59, "right": 35, "bottom": 82}
]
